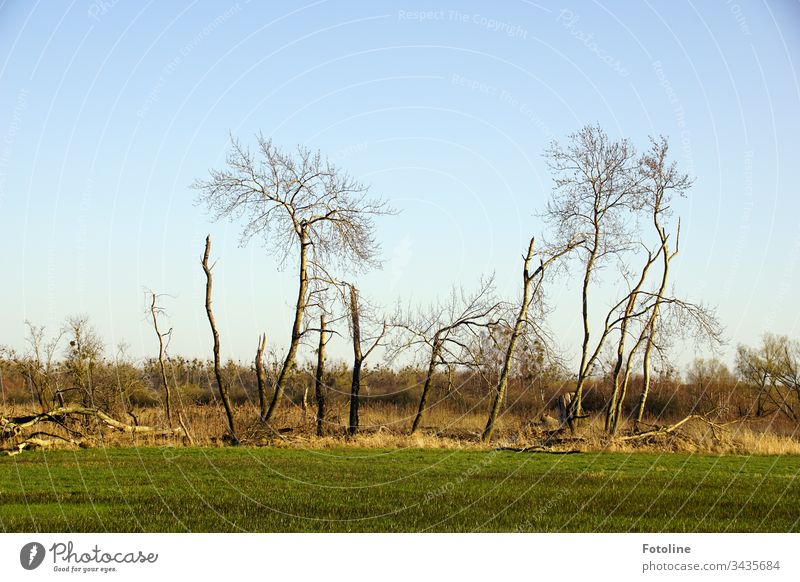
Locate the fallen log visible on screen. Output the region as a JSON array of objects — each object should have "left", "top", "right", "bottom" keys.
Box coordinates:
[
  {"left": 618, "top": 414, "right": 724, "bottom": 442},
  {"left": 1, "top": 407, "right": 185, "bottom": 438}
]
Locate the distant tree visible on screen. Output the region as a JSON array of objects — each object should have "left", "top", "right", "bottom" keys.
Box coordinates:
[
  {"left": 194, "top": 135, "right": 393, "bottom": 424},
  {"left": 736, "top": 334, "right": 800, "bottom": 422},
  {"left": 686, "top": 357, "right": 735, "bottom": 416},
  {"left": 1, "top": 322, "right": 64, "bottom": 410},
  {"left": 63, "top": 315, "right": 104, "bottom": 408}
]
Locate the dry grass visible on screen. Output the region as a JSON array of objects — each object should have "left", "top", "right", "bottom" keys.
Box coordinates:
[{"left": 3, "top": 399, "right": 799, "bottom": 455}]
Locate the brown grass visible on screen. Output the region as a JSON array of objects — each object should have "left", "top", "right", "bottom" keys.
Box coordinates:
[{"left": 4, "top": 399, "right": 799, "bottom": 455}]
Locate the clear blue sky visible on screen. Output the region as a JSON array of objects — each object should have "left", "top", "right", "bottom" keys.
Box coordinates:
[{"left": 1, "top": 0, "right": 799, "bottom": 369}]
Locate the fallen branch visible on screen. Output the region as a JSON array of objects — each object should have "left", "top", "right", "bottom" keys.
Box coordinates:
[
  {"left": 1, "top": 407, "right": 185, "bottom": 438},
  {"left": 2, "top": 433, "right": 86, "bottom": 456},
  {"left": 618, "top": 414, "right": 723, "bottom": 442}
]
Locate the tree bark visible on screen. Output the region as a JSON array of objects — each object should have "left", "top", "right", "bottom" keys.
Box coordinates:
[
  {"left": 605, "top": 252, "right": 656, "bottom": 433},
  {"left": 635, "top": 224, "right": 676, "bottom": 428},
  {"left": 255, "top": 333, "right": 267, "bottom": 421},
  {"left": 348, "top": 285, "right": 363, "bottom": 436},
  {"left": 569, "top": 227, "right": 600, "bottom": 429},
  {"left": 265, "top": 224, "right": 309, "bottom": 423},
  {"left": 202, "top": 235, "right": 237, "bottom": 442},
  {"left": 411, "top": 337, "right": 442, "bottom": 434},
  {"left": 315, "top": 315, "right": 327, "bottom": 437},
  {"left": 149, "top": 294, "right": 173, "bottom": 426},
  {"left": 482, "top": 238, "right": 537, "bottom": 442}
]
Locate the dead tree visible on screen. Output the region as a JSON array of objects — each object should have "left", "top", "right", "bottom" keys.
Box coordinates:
[
  {"left": 1, "top": 407, "right": 187, "bottom": 455},
  {"left": 147, "top": 292, "right": 174, "bottom": 426},
  {"left": 202, "top": 235, "right": 237, "bottom": 442},
  {"left": 736, "top": 334, "right": 800, "bottom": 422},
  {"left": 63, "top": 315, "right": 104, "bottom": 409},
  {"left": 194, "top": 135, "right": 394, "bottom": 424},
  {"left": 392, "top": 278, "right": 500, "bottom": 434},
  {"left": 255, "top": 333, "right": 268, "bottom": 420},
  {"left": 633, "top": 138, "right": 691, "bottom": 427},
  {"left": 604, "top": 250, "right": 659, "bottom": 433},
  {"left": 543, "top": 125, "right": 644, "bottom": 427},
  {"left": 314, "top": 315, "right": 329, "bottom": 436},
  {"left": 482, "top": 237, "right": 578, "bottom": 442},
  {"left": 1, "top": 322, "right": 64, "bottom": 411},
  {"left": 346, "top": 284, "right": 387, "bottom": 436}
]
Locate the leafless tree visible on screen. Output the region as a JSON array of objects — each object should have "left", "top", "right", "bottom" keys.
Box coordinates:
[
  {"left": 201, "top": 235, "right": 237, "bottom": 442},
  {"left": 345, "top": 283, "right": 387, "bottom": 436},
  {"left": 391, "top": 277, "right": 501, "bottom": 434},
  {"left": 543, "top": 125, "right": 645, "bottom": 426},
  {"left": 482, "top": 237, "right": 580, "bottom": 442},
  {"left": 631, "top": 138, "right": 692, "bottom": 427},
  {"left": 604, "top": 250, "right": 660, "bottom": 433},
  {"left": 146, "top": 291, "right": 174, "bottom": 426},
  {"left": 314, "top": 315, "right": 330, "bottom": 436},
  {"left": 63, "top": 315, "right": 104, "bottom": 409},
  {"left": 736, "top": 334, "right": 800, "bottom": 422},
  {"left": 193, "top": 134, "right": 394, "bottom": 424},
  {"left": 254, "top": 333, "right": 268, "bottom": 420},
  {"left": 1, "top": 323, "right": 64, "bottom": 411},
  {"left": 0, "top": 321, "right": 64, "bottom": 411}
]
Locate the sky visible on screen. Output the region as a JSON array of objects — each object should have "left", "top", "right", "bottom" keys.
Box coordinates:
[{"left": 0, "top": 0, "right": 799, "bottom": 369}]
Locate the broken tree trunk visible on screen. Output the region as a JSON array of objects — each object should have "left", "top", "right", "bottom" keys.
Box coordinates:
[
  {"left": 149, "top": 293, "right": 174, "bottom": 426},
  {"left": 255, "top": 333, "right": 268, "bottom": 421},
  {"left": 202, "top": 235, "right": 238, "bottom": 443},
  {"left": 315, "top": 315, "right": 327, "bottom": 437},
  {"left": 349, "top": 285, "right": 363, "bottom": 436},
  {"left": 411, "top": 337, "right": 442, "bottom": 434},
  {"left": 482, "top": 238, "right": 537, "bottom": 443}
]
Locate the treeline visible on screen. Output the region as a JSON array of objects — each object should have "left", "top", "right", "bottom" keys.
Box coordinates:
[
  {"left": 2, "top": 317, "right": 797, "bottom": 434},
  {"left": 3, "top": 126, "right": 799, "bottom": 447}
]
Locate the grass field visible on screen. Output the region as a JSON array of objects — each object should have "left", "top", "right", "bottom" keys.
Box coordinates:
[{"left": 1, "top": 448, "right": 797, "bottom": 532}]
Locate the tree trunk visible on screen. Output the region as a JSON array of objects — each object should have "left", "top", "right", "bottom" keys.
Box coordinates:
[
  {"left": 315, "top": 315, "right": 327, "bottom": 437},
  {"left": 569, "top": 229, "right": 599, "bottom": 429},
  {"left": 265, "top": 224, "right": 310, "bottom": 423},
  {"left": 150, "top": 294, "right": 173, "bottom": 426},
  {"left": 255, "top": 333, "right": 267, "bottom": 421},
  {"left": 634, "top": 319, "right": 656, "bottom": 427},
  {"left": 635, "top": 225, "right": 674, "bottom": 428},
  {"left": 202, "top": 235, "right": 237, "bottom": 442},
  {"left": 605, "top": 253, "right": 655, "bottom": 433},
  {"left": 482, "top": 238, "right": 536, "bottom": 442},
  {"left": 411, "top": 338, "right": 442, "bottom": 434},
  {"left": 348, "top": 285, "right": 363, "bottom": 436}
]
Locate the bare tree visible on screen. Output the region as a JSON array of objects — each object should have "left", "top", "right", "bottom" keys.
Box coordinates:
[
  {"left": 482, "top": 237, "right": 579, "bottom": 442},
  {"left": 254, "top": 333, "right": 268, "bottom": 420},
  {"left": 604, "top": 250, "right": 659, "bottom": 433},
  {"left": 543, "top": 125, "right": 644, "bottom": 427},
  {"left": 194, "top": 135, "right": 394, "bottom": 424},
  {"left": 1, "top": 322, "right": 64, "bottom": 411},
  {"left": 63, "top": 315, "right": 104, "bottom": 409},
  {"left": 392, "top": 278, "right": 501, "bottom": 434},
  {"left": 346, "top": 283, "right": 387, "bottom": 436},
  {"left": 632, "top": 138, "right": 691, "bottom": 427},
  {"left": 147, "top": 291, "right": 174, "bottom": 426},
  {"left": 736, "top": 334, "right": 800, "bottom": 422},
  {"left": 201, "top": 235, "right": 237, "bottom": 442},
  {"left": 314, "top": 315, "right": 329, "bottom": 436}
]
